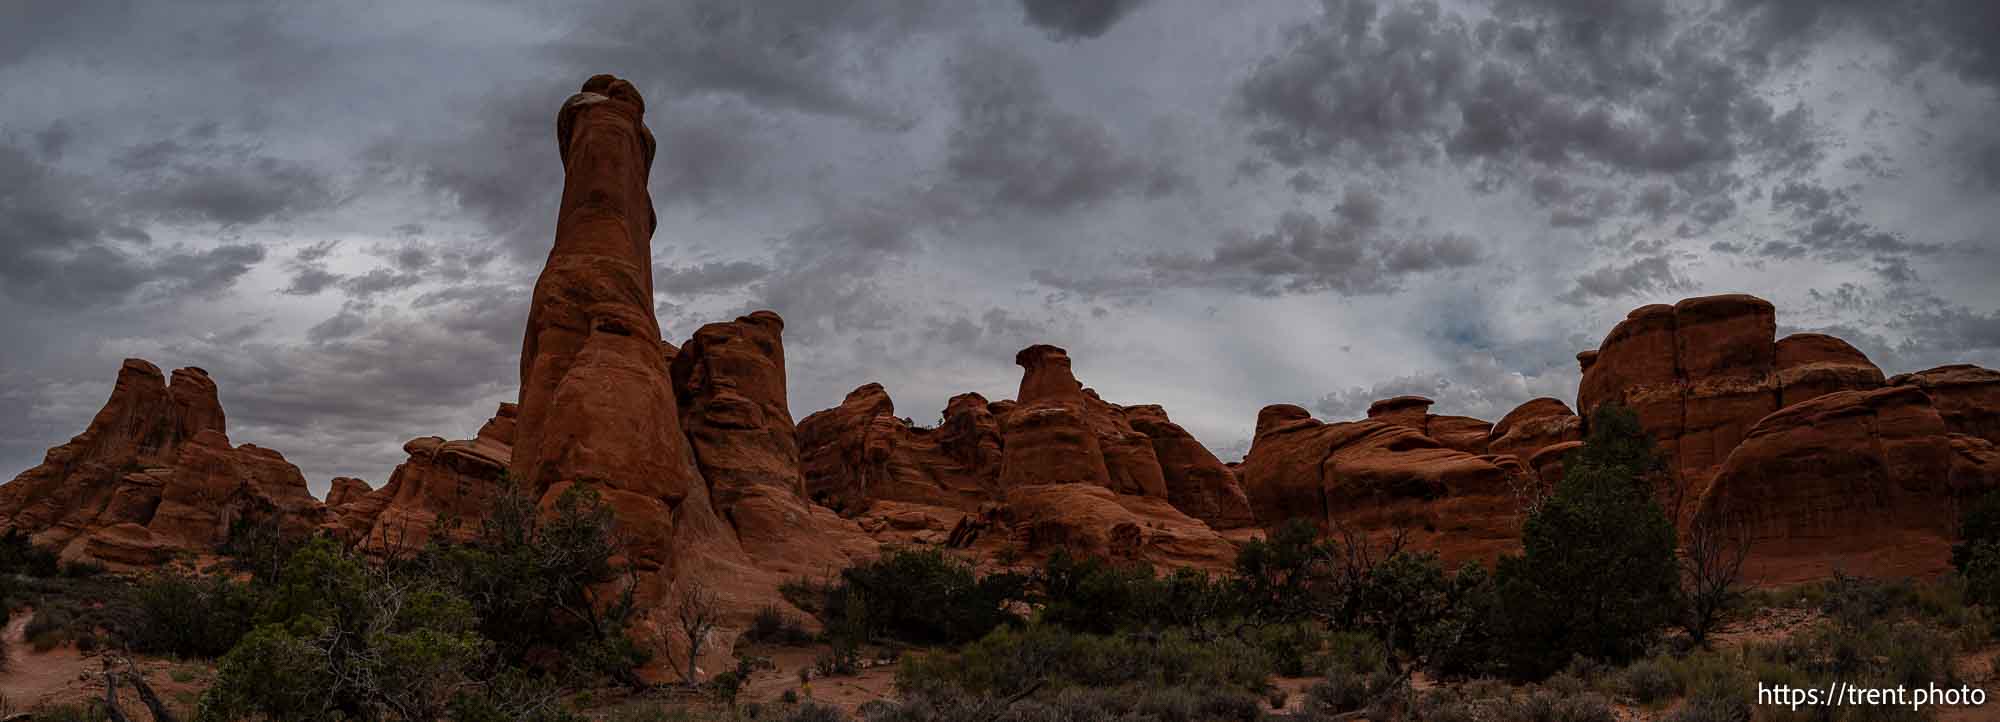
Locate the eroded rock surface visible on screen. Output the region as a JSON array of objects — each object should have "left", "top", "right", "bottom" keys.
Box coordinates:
[
  {"left": 1694, "top": 386, "right": 2000, "bottom": 583},
  {"left": 0, "top": 360, "right": 324, "bottom": 567}
]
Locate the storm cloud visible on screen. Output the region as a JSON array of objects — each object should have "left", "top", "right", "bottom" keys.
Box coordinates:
[{"left": 0, "top": 0, "right": 1994, "bottom": 493}]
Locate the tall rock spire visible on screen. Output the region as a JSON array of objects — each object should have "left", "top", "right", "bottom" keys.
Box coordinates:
[{"left": 514, "top": 74, "right": 740, "bottom": 587}]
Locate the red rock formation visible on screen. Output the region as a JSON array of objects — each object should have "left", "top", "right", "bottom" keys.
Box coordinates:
[
  {"left": 1125, "top": 404, "right": 1255, "bottom": 529},
  {"left": 515, "top": 74, "right": 732, "bottom": 580},
  {"left": 0, "top": 360, "right": 324, "bottom": 567},
  {"left": 1366, "top": 396, "right": 1434, "bottom": 429},
  {"left": 798, "top": 384, "right": 1002, "bottom": 513},
  {"left": 1775, "top": 333, "right": 1885, "bottom": 407},
  {"left": 1693, "top": 386, "right": 2000, "bottom": 583},
  {"left": 1892, "top": 365, "right": 2000, "bottom": 445},
  {"left": 333, "top": 403, "right": 516, "bottom": 555},
  {"left": 671, "top": 310, "right": 876, "bottom": 575},
  {"left": 1240, "top": 404, "right": 1530, "bottom": 564},
  {"left": 325, "top": 477, "right": 373, "bottom": 508},
  {"left": 1488, "top": 397, "right": 1582, "bottom": 462},
  {"left": 1576, "top": 295, "right": 1886, "bottom": 510},
  {"left": 1363, "top": 396, "right": 1493, "bottom": 455},
  {"left": 798, "top": 344, "right": 1240, "bottom": 567},
  {"left": 999, "top": 345, "right": 1115, "bottom": 489}
]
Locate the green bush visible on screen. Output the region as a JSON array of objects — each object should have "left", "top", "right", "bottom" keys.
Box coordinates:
[
  {"left": 747, "top": 604, "right": 814, "bottom": 646},
  {"left": 1232, "top": 518, "right": 1335, "bottom": 624},
  {"left": 1305, "top": 665, "right": 1399, "bottom": 715},
  {"left": 414, "top": 480, "right": 646, "bottom": 682},
  {"left": 866, "top": 684, "right": 1263, "bottom": 722},
  {"left": 1247, "top": 622, "right": 1328, "bottom": 677},
  {"left": 1035, "top": 551, "right": 1162, "bottom": 634},
  {"left": 806, "top": 547, "right": 1029, "bottom": 646},
  {"left": 196, "top": 538, "right": 491, "bottom": 721},
  {"left": 1494, "top": 405, "right": 1681, "bottom": 679},
  {"left": 0, "top": 529, "right": 60, "bottom": 577},
  {"left": 1501, "top": 689, "right": 1618, "bottom": 722},
  {"left": 1618, "top": 656, "right": 1679, "bottom": 705},
  {"left": 1952, "top": 490, "right": 2000, "bottom": 573},
  {"left": 131, "top": 571, "right": 263, "bottom": 658},
  {"left": 895, "top": 624, "right": 1271, "bottom": 699}
]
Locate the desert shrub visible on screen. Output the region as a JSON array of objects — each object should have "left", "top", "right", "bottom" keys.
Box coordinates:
[
  {"left": 746, "top": 604, "right": 814, "bottom": 646},
  {"left": 197, "top": 538, "right": 491, "bottom": 722},
  {"left": 779, "top": 702, "right": 849, "bottom": 722},
  {"left": 1663, "top": 694, "right": 1751, "bottom": 722},
  {"left": 1618, "top": 656, "right": 1679, "bottom": 705},
  {"left": 131, "top": 570, "right": 263, "bottom": 658},
  {"left": 448, "top": 670, "right": 588, "bottom": 722},
  {"left": 1305, "top": 665, "right": 1399, "bottom": 715},
  {"left": 867, "top": 684, "right": 1262, "bottom": 722},
  {"left": 21, "top": 704, "right": 109, "bottom": 722},
  {"left": 895, "top": 624, "right": 1270, "bottom": 699},
  {"left": 1035, "top": 551, "right": 1162, "bottom": 634},
  {"left": 1494, "top": 405, "right": 1680, "bottom": 679},
  {"left": 1247, "top": 622, "right": 1328, "bottom": 677},
  {"left": 1500, "top": 689, "right": 1619, "bottom": 722},
  {"left": 0, "top": 529, "right": 59, "bottom": 577},
  {"left": 414, "top": 479, "right": 646, "bottom": 683},
  {"left": 1962, "top": 539, "right": 2000, "bottom": 609},
  {"left": 23, "top": 606, "right": 72, "bottom": 651},
  {"left": 707, "top": 654, "right": 773, "bottom": 705},
  {"left": 807, "top": 547, "right": 1029, "bottom": 646},
  {"left": 1232, "top": 518, "right": 1336, "bottom": 624},
  {"left": 1952, "top": 490, "right": 2000, "bottom": 573}
]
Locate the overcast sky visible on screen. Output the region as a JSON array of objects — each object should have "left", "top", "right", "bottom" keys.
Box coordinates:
[{"left": 3, "top": 0, "right": 1997, "bottom": 496}]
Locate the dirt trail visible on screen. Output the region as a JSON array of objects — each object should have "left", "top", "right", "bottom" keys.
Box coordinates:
[{"left": 1, "top": 610, "right": 93, "bottom": 710}]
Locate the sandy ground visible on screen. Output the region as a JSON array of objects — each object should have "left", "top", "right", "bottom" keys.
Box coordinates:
[{"left": 0, "top": 609, "right": 211, "bottom": 719}]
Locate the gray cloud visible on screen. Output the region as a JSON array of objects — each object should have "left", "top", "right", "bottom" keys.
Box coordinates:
[
  {"left": 656, "top": 261, "right": 773, "bottom": 297},
  {"left": 1020, "top": 0, "right": 1151, "bottom": 40},
  {"left": 1558, "top": 253, "right": 1688, "bottom": 305},
  {"left": 1, "top": 0, "right": 1997, "bottom": 490},
  {"left": 944, "top": 42, "right": 1184, "bottom": 214},
  {"left": 1037, "top": 188, "right": 1482, "bottom": 298}
]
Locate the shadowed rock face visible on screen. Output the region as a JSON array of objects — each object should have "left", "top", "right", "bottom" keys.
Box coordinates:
[
  {"left": 1892, "top": 365, "right": 2000, "bottom": 445},
  {"left": 331, "top": 403, "right": 517, "bottom": 555},
  {"left": 1576, "top": 294, "right": 1886, "bottom": 512},
  {"left": 671, "top": 311, "right": 800, "bottom": 507},
  {"left": 1488, "top": 397, "right": 1581, "bottom": 464},
  {"left": 1694, "top": 386, "right": 2000, "bottom": 583},
  {"left": 513, "top": 74, "right": 729, "bottom": 576},
  {"left": 0, "top": 360, "right": 323, "bottom": 567},
  {"left": 999, "top": 345, "right": 1114, "bottom": 489},
  {"left": 1240, "top": 404, "right": 1531, "bottom": 564},
  {"left": 1125, "top": 404, "right": 1255, "bottom": 529}
]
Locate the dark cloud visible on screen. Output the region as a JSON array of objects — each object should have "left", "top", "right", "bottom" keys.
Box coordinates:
[
  {"left": 307, "top": 304, "right": 368, "bottom": 344},
  {"left": 0, "top": 143, "right": 271, "bottom": 307},
  {"left": 546, "top": 0, "right": 942, "bottom": 126},
  {"left": 113, "top": 135, "right": 337, "bottom": 226},
  {"left": 1313, "top": 351, "right": 1578, "bottom": 423},
  {"left": 1019, "top": 0, "right": 1151, "bottom": 40},
  {"left": 656, "top": 261, "right": 772, "bottom": 297},
  {"left": 1038, "top": 188, "right": 1481, "bottom": 298},
  {"left": 944, "top": 42, "right": 1184, "bottom": 214},
  {"left": 1558, "top": 253, "right": 1688, "bottom": 305},
  {"left": 338, "top": 268, "right": 426, "bottom": 299}
]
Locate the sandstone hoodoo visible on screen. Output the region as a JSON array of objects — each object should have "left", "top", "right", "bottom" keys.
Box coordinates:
[
  {"left": 1693, "top": 385, "right": 2000, "bottom": 584},
  {"left": 1487, "top": 397, "right": 1582, "bottom": 464},
  {"left": 1239, "top": 403, "right": 1531, "bottom": 564},
  {"left": 329, "top": 403, "right": 517, "bottom": 554},
  {"left": 1364, "top": 394, "right": 1496, "bottom": 456},
  {"left": 796, "top": 344, "right": 1244, "bottom": 568},
  {"left": 1576, "top": 294, "right": 1889, "bottom": 513},
  {"left": 514, "top": 74, "right": 723, "bottom": 583},
  {"left": 0, "top": 360, "right": 324, "bottom": 567}
]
